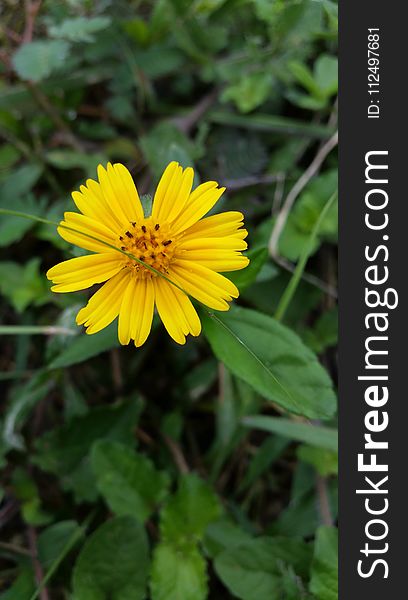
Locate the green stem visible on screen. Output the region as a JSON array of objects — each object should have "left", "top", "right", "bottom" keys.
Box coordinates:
[
  {"left": 274, "top": 192, "right": 337, "bottom": 322},
  {"left": 28, "top": 511, "right": 96, "bottom": 600}
]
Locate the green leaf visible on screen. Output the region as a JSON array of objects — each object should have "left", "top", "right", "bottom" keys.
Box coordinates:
[
  {"left": 202, "top": 306, "right": 336, "bottom": 419},
  {"left": 72, "top": 516, "right": 149, "bottom": 600},
  {"left": 243, "top": 416, "right": 338, "bottom": 451},
  {"left": 140, "top": 122, "right": 197, "bottom": 179},
  {"left": 314, "top": 55, "right": 338, "bottom": 97},
  {"left": 92, "top": 440, "right": 170, "bottom": 521},
  {"left": 297, "top": 445, "right": 338, "bottom": 476},
  {"left": 150, "top": 542, "right": 207, "bottom": 600},
  {"left": 222, "top": 71, "right": 273, "bottom": 113},
  {"left": 215, "top": 536, "right": 313, "bottom": 600},
  {"left": 208, "top": 110, "right": 334, "bottom": 139},
  {"left": 0, "top": 259, "right": 50, "bottom": 312},
  {"left": 160, "top": 474, "right": 221, "bottom": 544},
  {"left": 12, "top": 40, "right": 70, "bottom": 82},
  {"left": 309, "top": 527, "right": 338, "bottom": 600},
  {"left": 45, "top": 150, "right": 107, "bottom": 177},
  {"left": 48, "top": 16, "right": 111, "bottom": 43},
  {"left": 48, "top": 322, "right": 119, "bottom": 369},
  {"left": 33, "top": 400, "right": 143, "bottom": 503},
  {"left": 38, "top": 521, "right": 83, "bottom": 569}
]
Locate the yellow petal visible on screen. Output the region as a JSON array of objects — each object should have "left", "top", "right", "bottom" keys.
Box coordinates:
[
  {"left": 47, "top": 253, "right": 123, "bottom": 293},
  {"left": 182, "top": 211, "right": 246, "bottom": 239},
  {"left": 76, "top": 269, "right": 130, "bottom": 334},
  {"left": 118, "top": 276, "right": 155, "bottom": 347},
  {"left": 111, "top": 163, "right": 144, "bottom": 222},
  {"left": 131, "top": 278, "right": 155, "bottom": 347},
  {"left": 170, "top": 181, "right": 225, "bottom": 235},
  {"left": 97, "top": 163, "right": 143, "bottom": 227},
  {"left": 169, "top": 260, "right": 239, "bottom": 311},
  {"left": 178, "top": 237, "right": 248, "bottom": 252},
  {"left": 152, "top": 162, "right": 195, "bottom": 224},
  {"left": 154, "top": 276, "right": 200, "bottom": 344},
  {"left": 176, "top": 251, "right": 250, "bottom": 272},
  {"left": 58, "top": 212, "right": 118, "bottom": 253}
]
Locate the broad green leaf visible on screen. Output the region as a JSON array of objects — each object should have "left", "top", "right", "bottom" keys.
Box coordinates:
[
  {"left": 243, "top": 416, "right": 338, "bottom": 451},
  {"left": 48, "top": 322, "right": 119, "bottom": 369},
  {"left": 203, "top": 519, "right": 253, "bottom": 559},
  {"left": 202, "top": 306, "right": 336, "bottom": 419},
  {"left": 72, "top": 516, "right": 149, "bottom": 600},
  {"left": 45, "top": 150, "right": 107, "bottom": 176},
  {"left": 150, "top": 542, "right": 207, "bottom": 600},
  {"left": 215, "top": 537, "right": 313, "bottom": 600},
  {"left": 92, "top": 440, "right": 170, "bottom": 521},
  {"left": 38, "top": 521, "right": 83, "bottom": 569},
  {"left": 12, "top": 40, "right": 70, "bottom": 82},
  {"left": 309, "top": 527, "right": 338, "bottom": 600},
  {"left": 160, "top": 474, "right": 221, "bottom": 544}
]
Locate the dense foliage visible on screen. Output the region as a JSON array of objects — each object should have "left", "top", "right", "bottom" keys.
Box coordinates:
[{"left": 0, "top": 1, "right": 338, "bottom": 599}]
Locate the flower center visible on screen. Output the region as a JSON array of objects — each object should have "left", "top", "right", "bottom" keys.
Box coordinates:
[{"left": 118, "top": 217, "right": 176, "bottom": 278}]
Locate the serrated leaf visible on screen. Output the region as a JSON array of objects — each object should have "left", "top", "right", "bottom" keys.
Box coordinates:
[
  {"left": 309, "top": 527, "right": 338, "bottom": 600},
  {"left": 161, "top": 474, "right": 221, "bottom": 544},
  {"left": 12, "top": 40, "right": 70, "bottom": 82},
  {"left": 150, "top": 542, "right": 207, "bottom": 600},
  {"left": 202, "top": 306, "right": 336, "bottom": 419},
  {"left": 92, "top": 440, "right": 170, "bottom": 522},
  {"left": 33, "top": 400, "right": 143, "bottom": 502},
  {"left": 72, "top": 516, "right": 149, "bottom": 600},
  {"left": 215, "top": 536, "right": 313, "bottom": 600}
]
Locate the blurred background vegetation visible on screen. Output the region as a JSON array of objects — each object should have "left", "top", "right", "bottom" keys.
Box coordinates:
[{"left": 0, "top": 1, "right": 338, "bottom": 599}]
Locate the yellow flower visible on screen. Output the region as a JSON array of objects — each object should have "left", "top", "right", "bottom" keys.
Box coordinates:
[{"left": 47, "top": 161, "right": 249, "bottom": 346}]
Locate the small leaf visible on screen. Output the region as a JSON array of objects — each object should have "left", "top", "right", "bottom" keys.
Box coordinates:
[
  {"left": 202, "top": 306, "right": 337, "bottom": 419},
  {"left": 12, "top": 40, "right": 70, "bottom": 82},
  {"left": 161, "top": 474, "right": 221, "bottom": 544},
  {"left": 92, "top": 440, "right": 170, "bottom": 522},
  {"left": 48, "top": 16, "right": 111, "bottom": 43},
  {"left": 72, "top": 516, "right": 149, "bottom": 600},
  {"left": 309, "top": 527, "right": 338, "bottom": 600},
  {"left": 150, "top": 542, "right": 207, "bottom": 600}
]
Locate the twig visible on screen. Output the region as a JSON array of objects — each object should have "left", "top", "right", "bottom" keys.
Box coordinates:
[
  {"left": 161, "top": 433, "right": 189, "bottom": 474},
  {"left": 25, "top": 82, "right": 85, "bottom": 152},
  {"left": 273, "top": 255, "right": 338, "bottom": 299},
  {"left": 110, "top": 348, "right": 123, "bottom": 395},
  {"left": 22, "top": 0, "right": 42, "bottom": 44},
  {"left": 269, "top": 130, "right": 338, "bottom": 258},
  {"left": 0, "top": 541, "right": 31, "bottom": 557},
  {"left": 172, "top": 89, "right": 219, "bottom": 134},
  {"left": 224, "top": 173, "right": 282, "bottom": 191},
  {"left": 316, "top": 474, "right": 333, "bottom": 526},
  {"left": 27, "top": 527, "right": 49, "bottom": 600}
]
